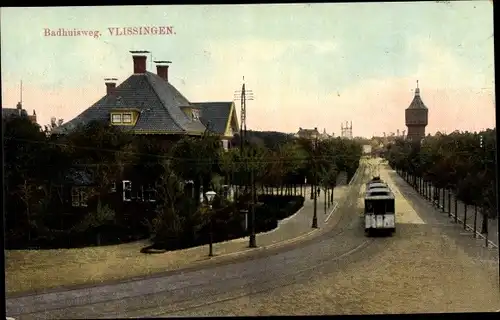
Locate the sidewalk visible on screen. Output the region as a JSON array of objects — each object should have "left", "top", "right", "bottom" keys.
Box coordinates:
[
  {"left": 398, "top": 173, "right": 498, "bottom": 248},
  {"left": 6, "top": 185, "right": 350, "bottom": 296}
]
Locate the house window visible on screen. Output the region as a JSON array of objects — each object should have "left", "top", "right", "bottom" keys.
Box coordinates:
[
  {"left": 71, "top": 187, "right": 88, "bottom": 207},
  {"left": 110, "top": 182, "right": 116, "bottom": 193},
  {"left": 122, "top": 180, "right": 132, "bottom": 201},
  {"left": 123, "top": 113, "right": 132, "bottom": 123},
  {"left": 111, "top": 114, "right": 122, "bottom": 123},
  {"left": 222, "top": 140, "right": 229, "bottom": 151}
]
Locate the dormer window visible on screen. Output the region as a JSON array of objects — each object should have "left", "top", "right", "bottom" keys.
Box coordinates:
[
  {"left": 110, "top": 110, "right": 137, "bottom": 125},
  {"left": 111, "top": 114, "right": 122, "bottom": 123},
  {"left": 123, "top": 113, "right": 132, "bottom": 123}
]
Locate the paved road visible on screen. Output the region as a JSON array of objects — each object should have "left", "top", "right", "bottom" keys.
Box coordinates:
[{"left": 7, "top": 159, "right": 500, "bottom": 317}]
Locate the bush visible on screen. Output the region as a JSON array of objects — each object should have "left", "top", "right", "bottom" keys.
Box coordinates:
[
  {"left": 254, "top": 194, "right": 304, "bottom": 231},
  {"left": 147, "top": 194, "right": 305, "bottom": 252}
]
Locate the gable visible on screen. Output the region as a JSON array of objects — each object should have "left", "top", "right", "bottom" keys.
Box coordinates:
[
  {"left": 195, "top": 101, "right": 235, "bottom": 136},
  {"left": 224, "top": 103, "right": 240, "bottom": 137}
]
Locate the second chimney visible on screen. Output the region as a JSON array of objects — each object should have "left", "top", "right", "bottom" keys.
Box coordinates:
[
  {"left": 154, "top": 61, "right": 172, "bottom": 82},
  {"left": 105, "top": 78, "right": 118, "bottom": 96},
  {"left": 130, "top": 50, "right": 150, "bottom": 74}
]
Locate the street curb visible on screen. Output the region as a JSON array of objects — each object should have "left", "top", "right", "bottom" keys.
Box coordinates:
[
  {"left": 210, "top": 188, "right": 351, "bottom": 260},
  {"left": 210, "top": 228, "right": 320, "bottom": 260},
  {"left": 250, "top": 197, "right": 311, "bottom": 238},
  {"left": 324, "top": 201, "right": 339, "bottom": 223}
]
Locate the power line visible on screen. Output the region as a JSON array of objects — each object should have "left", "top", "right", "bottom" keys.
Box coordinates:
[{"left": 4, "top": 137, "right": 360, "bottom": 164}]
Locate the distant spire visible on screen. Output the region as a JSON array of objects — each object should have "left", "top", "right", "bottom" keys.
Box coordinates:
[{"left": 415, "top": 80, "right": 420, "bottom": 96}]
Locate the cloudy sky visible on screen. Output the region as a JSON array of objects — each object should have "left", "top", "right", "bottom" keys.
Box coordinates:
[{"left": 1, "top": 2, "right": 495, "bottom": 137}]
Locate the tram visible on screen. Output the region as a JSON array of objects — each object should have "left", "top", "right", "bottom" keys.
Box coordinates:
[{"left": 364, "top": 177, "right": 396, "bottom": 236}]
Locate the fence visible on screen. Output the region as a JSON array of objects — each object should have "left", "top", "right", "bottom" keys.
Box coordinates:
[{"left": 398, "top": 170, "right": 498, "bottom": 248}]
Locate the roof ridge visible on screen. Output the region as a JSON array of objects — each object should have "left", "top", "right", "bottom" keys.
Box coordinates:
[
  {"left": 192, "top": 101, "right": 233, "bottom": 104},
  {"left": 144, "top": 72, "right": 206, "bottom": 133},
  {"left": 143, "top": 72, "right": 187, "bottom": 132}
]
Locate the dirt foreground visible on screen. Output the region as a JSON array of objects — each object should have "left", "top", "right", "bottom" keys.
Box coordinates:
[{"left": 169, "top": 224, "right": 500, "bottom": 316}]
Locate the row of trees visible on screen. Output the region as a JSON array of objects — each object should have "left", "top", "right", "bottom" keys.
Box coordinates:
[
  {"left": 4, "top": 115, "right": 362, "bottom": 249},
  {"left": 385, "top": 129, "right": 497, "bottom": 218}
]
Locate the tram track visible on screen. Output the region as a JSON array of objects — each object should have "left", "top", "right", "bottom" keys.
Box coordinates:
[
  {"left": 130, "top": 239, "right": 375, "bottom": 317},
  {"left": 10, "top": 163, "right": 378, "bottom": 319}
]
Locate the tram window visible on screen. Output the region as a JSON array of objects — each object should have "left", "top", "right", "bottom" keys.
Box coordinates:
[
  {"left": 366, "top": 201, "right": 373, "bottom": 212},
  {"left": 386, "top": 200, "right": 395, "bottom": 213},
  {"left": 370, "top": 191, "right": 389, "bottom": 196},
  {"left": 373, "top": 201, "right": 385, "bottom": 214}
]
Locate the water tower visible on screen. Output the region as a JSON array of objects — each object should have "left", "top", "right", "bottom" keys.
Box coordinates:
[{"left": 405, "top": 80, "right": 428, "bottom": 141}]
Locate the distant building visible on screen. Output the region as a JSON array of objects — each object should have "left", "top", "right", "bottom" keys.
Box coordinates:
[
  {"left": 2, "top": 102, "right": 37, "bottom": 124},
  {"left": 296, "top": 127, "right": 319, "bottom": 140},
  {"left": 405, "top": 81, "right": 428, "bottom": 142}
]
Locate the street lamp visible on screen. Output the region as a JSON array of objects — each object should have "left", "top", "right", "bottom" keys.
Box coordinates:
[
  {"left": 311, "top": 133, "right": 319, "bottom": 228},
  {"left": 205, "top": 190, "right": 216, "bottom": 257},
  {"left": 480, "top": 135, "right": 488, "bottom": 235}
]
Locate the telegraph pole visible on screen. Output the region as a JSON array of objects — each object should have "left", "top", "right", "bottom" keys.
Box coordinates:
[{"left": 234, "top": 77, "right": 256, "bottom": 248}]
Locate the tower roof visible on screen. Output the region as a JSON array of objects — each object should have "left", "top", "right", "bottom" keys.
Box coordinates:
[{"left": 406, "top": 80, "right": 427, "bottom": 110}]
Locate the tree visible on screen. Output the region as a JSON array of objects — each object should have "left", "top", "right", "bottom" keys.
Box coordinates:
[
  {"left": 44, "top": 116, "right": 64, "bottom": 135},
  {"left": 170, "top": 132, "right": 223, "bottom": 206},
  {"left": 3, "top": 116, "right": 49, "bottom": 245},
  {"left": 149, "top": 159, "right": 187, "bottom": 249},
  {"left": 385, "top": 129, "right": 496, "bottom": 222},
  {"left": 64, "top": 120, "right": 132, "bottom": 205}
]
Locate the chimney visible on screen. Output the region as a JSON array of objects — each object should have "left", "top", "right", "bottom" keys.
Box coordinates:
[
  {"left": 105, "top": 78, "right": 118, "bottom": 95},
  {"left": 129, "top": 50, "right": 150, "bottom": 74},
  {"left": 154, "top": 61, "right": 172, "bottom": 82}
]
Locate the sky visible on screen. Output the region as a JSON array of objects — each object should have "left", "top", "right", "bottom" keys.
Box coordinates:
[{"left": 1, "top": 2, "right": 495, "bottom": 138}]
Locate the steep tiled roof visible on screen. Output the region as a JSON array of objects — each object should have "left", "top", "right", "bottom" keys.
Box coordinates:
[
  {"left": 55, "top": 72, "right": 207, "bottom": 134},
  {"left": 407, "top": 88, "right": 427, "bottom": 109},
  {"left": 193, "top": 102, "right": 233, "bottom": 135}
]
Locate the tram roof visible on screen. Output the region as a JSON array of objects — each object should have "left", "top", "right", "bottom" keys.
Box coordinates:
[
  {"left": 365, "top": 188, "right": 395, "bottom": 199},
  {"left": 367, "top": 182, "right": 389, "bottom": 189},
  {"left": 365, "top": 194, "right": 395, "bottom": 200}
]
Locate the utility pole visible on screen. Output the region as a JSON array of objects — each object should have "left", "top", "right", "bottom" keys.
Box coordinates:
[{"left": 234, "top": 77, "right": 256, "bottom": 248}]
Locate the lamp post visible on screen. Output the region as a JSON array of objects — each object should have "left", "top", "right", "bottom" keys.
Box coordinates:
[
  {"left": 480, "top": 135, "right": 488, "bottom": 240},
  {"left": 205, "top": 190, "right": 216, "bottom": 257},
  {"left": 312, "top": 133, "right": 319, "bottom": 228}
]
